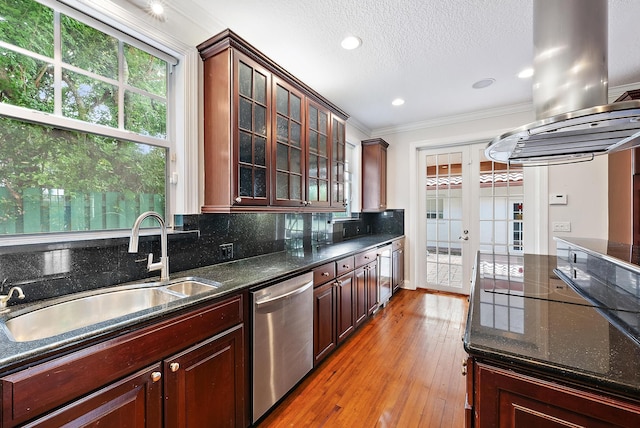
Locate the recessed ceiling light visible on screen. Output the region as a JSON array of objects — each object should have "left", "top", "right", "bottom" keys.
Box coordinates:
[
  {"left": 518, "top": 68, "right": 534, "bottom": 79},
  {"left": 341, "top": 36, "right": 362, "bottom": 50},
  {"left": 149, "top": 1, "right": 165, "bottom": 16},
  {"left": 472, "top": 78, "right": 495, "bottom": 89},
  {"left": 391, "top": 98, "right": 405, "bottom": 106}
]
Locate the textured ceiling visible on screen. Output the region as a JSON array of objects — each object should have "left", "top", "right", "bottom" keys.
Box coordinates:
[{"left": 113, "top": 0, "right": 640, "bottom": 134}]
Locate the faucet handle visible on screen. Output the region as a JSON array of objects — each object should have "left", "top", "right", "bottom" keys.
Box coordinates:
[{"left": 0, "top": 286, "right": 25, "bottom": 308}]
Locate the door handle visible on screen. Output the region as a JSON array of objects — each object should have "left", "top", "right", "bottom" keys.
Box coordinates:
[{"left": 459, "top": 229, "right": 469, "bottom": 241}]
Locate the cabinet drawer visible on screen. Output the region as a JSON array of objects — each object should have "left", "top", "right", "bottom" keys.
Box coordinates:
[
  {"left": 392, "top": 239, "right": 404, "bottom": 251},
  {"left": 1, "top": 293, "right": 244, "bottom": 427},
  {"left": 355, "top": 250, "right": 377, "bottom": 268},
  {"left": 313, "top": 262, "right": 336, "bottom": 286},
  {"left": 336, "top": 256, "right": 355, "bottom": 276}
]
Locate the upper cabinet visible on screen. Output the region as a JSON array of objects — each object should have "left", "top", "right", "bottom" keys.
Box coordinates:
[
  {"left": 198, "top": 30, "right": 349, "bottom": 213},
  {"left": 361, "top": 138, "right": 389, "bottom": 212}
]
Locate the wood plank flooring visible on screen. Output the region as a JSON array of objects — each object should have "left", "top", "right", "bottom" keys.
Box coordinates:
[{"left": 257, "top": 289, "right": 469, "bottom": 427}]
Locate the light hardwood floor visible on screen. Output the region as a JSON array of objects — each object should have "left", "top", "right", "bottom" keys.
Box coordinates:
[{"left": 257, "top": 289, "right": 469, "bottom": 427}]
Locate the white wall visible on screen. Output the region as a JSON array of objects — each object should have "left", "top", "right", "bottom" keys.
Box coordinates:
[{"left": 367, "top": 107, "right": 610, "bottom": 290}]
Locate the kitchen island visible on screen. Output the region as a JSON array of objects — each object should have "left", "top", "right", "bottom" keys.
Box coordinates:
[{"left": 463, "top": 246, "right": 640, "bottom": 427}]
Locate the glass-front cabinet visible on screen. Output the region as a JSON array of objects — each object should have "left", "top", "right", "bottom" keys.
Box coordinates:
[
  {"left": 272, "top": 78, "right": 305, "bottom": 207},
  {"left": 331, "top": 115, "right": 347, "bottom": 208},
  {"left": 306, "top": 100, "right": 331, "bottom": 208},
  {"left": 236, "top": 56, "right": 270, "bottom": 206},
  {"left": 198, "top": 29, "right": 348, "bottom": 213}
]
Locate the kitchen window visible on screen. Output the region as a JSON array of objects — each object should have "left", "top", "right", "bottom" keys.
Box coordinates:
[{"left": 0, "top": 0, "right": 177, "bottom": 237}]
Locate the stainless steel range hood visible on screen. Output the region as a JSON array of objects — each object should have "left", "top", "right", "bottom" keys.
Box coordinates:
[{"left": 486, "top": 0, "right": 640, "bottom": 166}]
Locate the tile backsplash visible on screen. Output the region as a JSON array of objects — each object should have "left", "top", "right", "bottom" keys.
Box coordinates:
[{"left": 0, "top": 210, "right": 403, "bottom": 304}]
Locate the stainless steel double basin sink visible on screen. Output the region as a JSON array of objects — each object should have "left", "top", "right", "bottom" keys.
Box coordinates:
[{"left": 2, "top": 278, "right": 219, "bottom": 343}]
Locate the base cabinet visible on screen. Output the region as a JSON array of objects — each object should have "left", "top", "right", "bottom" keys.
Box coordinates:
[
  {"left": 23, "top": 364, "right": 163, "bottom": 427},
  {"left": 164, "top": 325, "right": 245, "bottom": 427},
  {"left": 313, "top": 280, "right": 337, "bottom": 365},
  {"left": 1, "top": 293, "right": 247, "bottom": 428},
  {"left": 468, "top": 360, "right": 640, "bottom": 427},
  {"left": 335, "top": 272, "right": 356, "bottom": 344}
]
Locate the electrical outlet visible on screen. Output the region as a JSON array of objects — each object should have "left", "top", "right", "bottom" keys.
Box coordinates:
[
  {"left": 220, "top": 243, "right": 234, "bottom": 261},
  {"left": 552, "top": 221, "right": 571, "bottom": 232}
]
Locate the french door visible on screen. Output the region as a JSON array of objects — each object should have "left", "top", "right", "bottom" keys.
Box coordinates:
[{"left": 417, "top": 143, "right": 524, "bottom": 295}]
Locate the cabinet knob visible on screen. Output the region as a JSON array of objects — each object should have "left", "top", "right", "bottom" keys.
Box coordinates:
[
  {"left": 151, "top": 371, "right": 162, "bottom": 383},
  {"left": 343, "top": 264, "right": 350, "bottom": 269},
  {"left": 322, "top": 272, "right": 330, "bottom": 277},
  {"left": 461, "top": 359, "right": 468, "bottom": 376},
  {"left": 170, "top": 362, "right": 180, "bottom": 372},
  {"left": 234, "top": 197, "right": 242, "bottom": 204},
  {"left": 307, "top": 201, "right": 312, "bottom": 206}
]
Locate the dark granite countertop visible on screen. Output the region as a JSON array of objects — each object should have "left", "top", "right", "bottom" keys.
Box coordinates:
[
  {"left": 463, "top": 252, "right": 640, "bottom": 398},
  {"left": 0, "top": 233, "right": 402, "bottom": 373}
]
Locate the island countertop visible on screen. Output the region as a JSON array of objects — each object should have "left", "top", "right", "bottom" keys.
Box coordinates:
[{"left": 463, "top": 252, "right": 640, "bottom": 398}]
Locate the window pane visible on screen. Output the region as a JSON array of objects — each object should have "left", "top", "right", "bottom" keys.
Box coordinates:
[
  {"left": 254, "top": 71, "right": 266, "bottom": 104},
  {"left": 255, "top": 136, "right": 266, "bottom": 166},
  {"left": 0, "top": 116, "right": 166, "bottom": 234},
  {"left": 239, "top": 132, "right": 252, "bottom": 164},
  {"left": 239, "top": 166, "right": 252, "bottom": 197},
  {"left": 62, "top": 69, "right": 117, "bottom": 127},
  {"left": 0, "top": 0, "right": 54, "bottom": 57},
  {"left": 62, "top": 15, "right": 118, "bottom": 79},
  {"left": 0, "top": 48, "right": 54, "bottom": 112},
  {"left": 238, "top": 62, "right": 252, "bottom": 97},
  {"left": 239, "top": 97, "right": 252, "bottom": 130},
  {"left": 123, "top": 43, "right": 167, "bottom": 97},
  {"left": 291, "top": 94, "right": 301, "bottom": 122},
  {"left": 254, "top": 168, "right": 266, "bottom": 197},
  {"left": 124, "top": 91, "right": 166, "bottom": 138},
  {"left": 276, "top": 85, "right": 288, "bottom": 116},
  {"left": 277, "top": 116, "right": 288, "bottom": 142}
]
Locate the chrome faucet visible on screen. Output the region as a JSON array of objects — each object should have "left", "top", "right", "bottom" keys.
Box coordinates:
[
  {"left": 0, "top": 287, "right": 25, "bottom": 309},
  {"left": 129, "top": 211, "right": 169, "bottom": 281}
]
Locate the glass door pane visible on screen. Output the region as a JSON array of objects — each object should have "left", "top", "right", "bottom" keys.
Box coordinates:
[{"left": 425, "top": 152, "right": 466, "bottom": 291}]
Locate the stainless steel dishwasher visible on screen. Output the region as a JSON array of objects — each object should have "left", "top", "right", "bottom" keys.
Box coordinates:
[{"left": 252, "top": 272, "right": 314, "bottom": 423}]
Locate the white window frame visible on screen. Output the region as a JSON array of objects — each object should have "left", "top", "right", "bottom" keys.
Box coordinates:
[{"left": 0, "top": 0, "right": 200, "bottom": 245}]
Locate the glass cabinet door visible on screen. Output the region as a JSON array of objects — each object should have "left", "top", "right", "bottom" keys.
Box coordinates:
[
  {"left": 307, "top": 101, "right": 330, "bottom": 208},
  {"left": 331, "top": 115, "right": 347, "bottom": 209},
  {"left": 272, "top": 78, "right": 305, "bottom": 206},
  {"left": 235, "top": 55, "right": 270, "bottom": 205}
]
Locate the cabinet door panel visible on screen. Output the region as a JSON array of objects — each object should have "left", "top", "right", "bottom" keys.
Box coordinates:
[
  {"left": 306, "top": 101, "right": 331, "bottom": 208},
  {"left": 354, "top": 266, "right": 368, "bottom": 327},
  {"left": 476, "top": 363, "right": 640, "bottom": 428},
  {"left": 336, "top": 273, "right": 355, "bottom": 344},
  {"left": 234, "top": 54, "right": 271, "bottom": 206},
  {"left": 23, "top": 365, "right": 162, "bottom": 428},
  {"left": 272, "top": 77, "right": 305, "bottom": 207},
  {"left": 331, "top": 115, "right": 347, "bottom": 209},
  {"left": 366, "top": 261, "right": 379, "bottom": 316},
  {"left": 314, "top": 282, "right": 336, "bottom": 365},
  {"left": 164, "top": 324, "right": 245, "bottom": 428}
]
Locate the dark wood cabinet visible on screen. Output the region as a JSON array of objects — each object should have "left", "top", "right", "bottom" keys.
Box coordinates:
[
  {"left": 392, "top": 238, "right": 404, "bottom": 293},
  {"left": 331, "top": 115, "right": 347, "bottom": 209},
  {"left": 23, "top": 364, "right": 163, "bottom": 427},
  {"left": 1, "top": 293, "right": 247, "bottom": 428},
  {"left": 198, "top": 29, "right": 348, "bottom": 213},
  {"left": 467, "top": 360, "right": 640, "bottom": 428},
  {"left": 361, "top": 138, "right": 389, "bottom": 212},
  {"left": 335, "top": 272, "right": 356, "bottom": 344},
  {"left": 164, "top": 325, "right": 245, "bottom": 428},
  {"left": 312, "top": 248, "right": 383, "bottom": 365},
  {"left": 313, "top": 279, "right": 337, "bottom": 365}
]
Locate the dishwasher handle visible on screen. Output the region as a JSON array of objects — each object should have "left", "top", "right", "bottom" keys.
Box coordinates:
[{"left": 255, "top": 280, "right": 313, "bottom": 306}]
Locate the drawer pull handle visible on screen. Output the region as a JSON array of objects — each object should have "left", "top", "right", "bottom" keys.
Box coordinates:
[
  {"left": 343, "top": 265, "right": 350, "bottom": 269},
  {"left": 170, "top": 363, "right": 180, "bottom": 372},
  {"left": 461, "top": 359, "right": 468, "bottom": 376},
  {"left": 322, "top": 272, "right": 330, "bottom": 277},
  {"left": 151, "top": 372, "right": 162, "bottom": 383}
]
